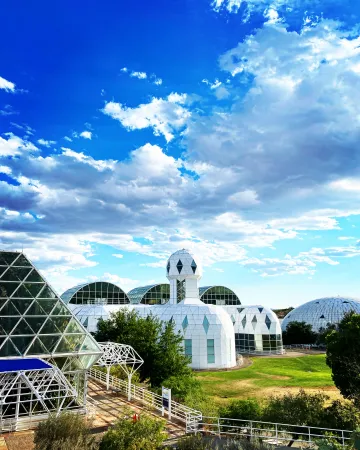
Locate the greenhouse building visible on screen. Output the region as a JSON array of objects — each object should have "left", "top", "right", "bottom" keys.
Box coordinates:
[{"left": 0, "top": 251, "right": 102, "bottom": 429}]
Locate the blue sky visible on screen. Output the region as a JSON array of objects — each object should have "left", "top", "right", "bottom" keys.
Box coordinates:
[{"left": 1, "top": 0, "right": 360, "bottom": 308}]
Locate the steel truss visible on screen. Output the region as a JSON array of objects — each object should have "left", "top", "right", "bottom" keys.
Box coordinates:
[
  {"left": 95, "top": 342, "right": 143, "bottom": 399},
  {"left": 0, "top": 360, "right": 79, "bottom": 431}
]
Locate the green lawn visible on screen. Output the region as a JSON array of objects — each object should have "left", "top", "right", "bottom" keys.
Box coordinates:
[{"left": 196, "top": 354, "right": 338, "bottom": 404}]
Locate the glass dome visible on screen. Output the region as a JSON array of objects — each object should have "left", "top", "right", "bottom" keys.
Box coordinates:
[{"left": 281, "top": 296, "right": 360, "bottom": 333}]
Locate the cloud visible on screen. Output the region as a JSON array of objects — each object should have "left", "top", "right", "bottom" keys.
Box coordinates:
[
  {"left": 228, "top": 190, "right": 259, "bottom": 206},
  {"left": 130, "top": 71, "right": 147, "bottom": 79},
  {"left": 0, "top": 105, "right": 18, "bottom": 116},
  {"left": 79, "top": 131, "right": 92, "bottom": 140},
  {"left": 102, "top": 93, "right": 190, "bottom": 142},
  {"left": 61, "top": 147, "right": 116, "bottom": 171},
  {"left": 154, "top": 78, "right": 163, "bottom": 85},
  {"left": 63, "top": 136, "right": 73, "bottom": 142},
  {"left": 120, "top": 67, "right": 128, "bottom": 73},
  {"left": 37, "top": 138, "right": 56, "bottom": 147},
  {"left": 0, "top": 76, "right": 16, "bottom": 93},
  {"left": 0, "top": 134, "right": 38, "bottom": 157},
  {"left": 112, "top": 253, "right": 123, "bottom": 258}
]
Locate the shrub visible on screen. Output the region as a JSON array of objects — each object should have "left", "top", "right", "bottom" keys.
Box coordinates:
[
  {"left": 34, "top": 412, "right": 97, "bottom": 450},
  {"left": 99, "top": 414, "right": 166, "bottom": 450},
  {"left": 173, "top": 435, "right": 271, "bottom": 450},
  {"left": 219, "top": 399, "right": 263, "bottom": 422}
]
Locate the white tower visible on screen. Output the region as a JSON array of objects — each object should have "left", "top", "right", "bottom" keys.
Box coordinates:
[{"left": 166, "top": 249, "right": 202, "bottom": 304}]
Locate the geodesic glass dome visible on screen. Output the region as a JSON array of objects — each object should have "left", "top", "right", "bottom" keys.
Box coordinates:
[{"left": 281, "top": 297, "right": 360, "bottom": 333}]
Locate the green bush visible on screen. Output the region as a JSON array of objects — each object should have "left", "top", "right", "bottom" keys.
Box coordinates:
[
  {"left": 34, "top": 412, "right": 97, "bottom": 450},
  {"left": 99, "top": 414, "right": 166, "bottom": 450},
  {"left": 173, "top": 435, "right": 271, "bottom": 450},
  {"left": 219, "top": 399, "right": 263, "bottom": 422}
]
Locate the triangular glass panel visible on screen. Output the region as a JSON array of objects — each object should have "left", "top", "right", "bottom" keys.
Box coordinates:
[
  {"left": 65, "top": 318, "right": 84, "bottom": 334},
  {"left": 182, "top": 315, "right": 189, "bottom": 330},
  {"left": 191, "top": 259, "right": 197, "bottom": 274},
  {"left": 40, "top": 335, "right": 62, "bottom": 353},
  {"left": 80, "top": 354, "right": 101, "bottom": 369},
  {"left": 26, "top": 300, "right": 48, "bottom": 316},
  {"left": 11, "top": 336, "right": 35, "bottom": 354},
  {"left": 25, "top": 269, "right": 44, "bottom": 283},
  {"left": 11, "top": 254, "right": 31, "bottom": 266},
  {"left": 0, "top": 252, "right": 20, "bottom": 266},
  {"left": 36, "top": 299, "right": 58, "bottom": 314},
  {"left": 11, "top": 283, "right": 36, "bottom": 298},
  {"left": 10, "top": 319, "right": 34, "bottom": 335},
  {"left": 0, "top": 266, "right": 8, "bottom": 277},
  {"left": 166, "top": 261, "right": 170, "bottom": 274},
  {"left": 176, "top": 259, "right": 183, "bottom": 274},
  {"left": 320, "top": 315, "right": 325, "bottom": 319},
  {"left": 231, "top": 314, "right": 236, "bottom": 325},
  {"left": 11, "top": 298, "right": 34, "bottom": 315},
  {"left": 265, "top": 315, "right": 271, "bottom": 330},
  {"left": 0, "top": 299, "right": 21, "bottom": 316},
  {"left": 203, "top": 315, "right": 210, "bottom": 334},
  {"left": 0, "top": 282, "right": 21, "bottom": 298},
  {"left": 81, "top": 335, "right": 101, "bottom": 352},
  {"left": 26, "top": 337, "right": 49, "bottom": 355},
  {"left": 241, "top": 316, "right": 247, "bottom": 328},
  {"left": 37, "top": 285, "right": 57, "bottom": 299},
  {"left": 0, "top": 339, "right": 21, "bottom": 357},
  {"left": 51, "top": 302, "right": 70, "bottom": 316},
  {"left": 237, "top": 308, "right": 244, "bottom": 314},
  {"left": 0, "top": 317, "right": 20, "bottom": 334},
  {"left": 82, "top": 317, "right": 89, "bottom": 328},
  {"left": 0, "top": 267, "right": 32, "bottom": 282},
  {"left": 52, "top": 316, "right": 72, "bottom": 333},
  {"left": 25, "top": 316, "right": 47, "bottom": 333},
  {"left": 39, "top": 317, "right": 62, "bottom": 334},
  {"left": 258, "top": 307, "right": 264, "bottom": 313}
]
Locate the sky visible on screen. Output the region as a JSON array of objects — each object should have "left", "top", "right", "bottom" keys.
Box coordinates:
[{"left": 1, "top": 0, "right": 360, "bottom": 308}]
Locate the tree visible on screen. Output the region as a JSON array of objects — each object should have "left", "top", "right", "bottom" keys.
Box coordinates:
[
  {"left": 34, "top": 412, "right": 97, "bottom": 450},
  {"left": 99, "top": 414, "right": 166, "bottom": 450},
  {"left": 219, "top": 399, "right": 263, "bottom": 423},
  {"left": 94, "top": 309, "right": 191, "bottom": 387},
  {"left": 326, "top": 312, "right": 360, "bottom": 405},
  {"left": 317, "top": 324, "right": 337, "bottom": 346},
  {"left": 262, "top": 390, "right": 329, "bottom": 446},
  {"left": 282, "top": 321, "right": 317, "bottom": 345}
]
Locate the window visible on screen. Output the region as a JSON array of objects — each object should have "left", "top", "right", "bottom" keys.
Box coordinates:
[
  {"left": 184, "top": 339, "right": 192, "bottom": 362},
  {"left": 207, "top": 339, "right": 215, "bottom": 363}
]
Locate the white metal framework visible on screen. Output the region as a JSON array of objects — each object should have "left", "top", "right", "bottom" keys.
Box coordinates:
[
  {"left": 0, "top": 358, "right": 79, "bottom": 431},
  {"left": 95, "top": 342, "right": 143, "bottom": 399}
]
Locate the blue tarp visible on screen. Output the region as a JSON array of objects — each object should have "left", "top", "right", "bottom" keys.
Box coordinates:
[{"left": 0, "top": 358, "right": 51, "bottom": 373}]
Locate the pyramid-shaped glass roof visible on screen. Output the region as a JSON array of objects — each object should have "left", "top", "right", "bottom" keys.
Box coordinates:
[{"left": 0, "top": 251, "right": 102, "bottom": 371}]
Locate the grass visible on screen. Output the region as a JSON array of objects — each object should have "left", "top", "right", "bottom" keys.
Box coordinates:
[{"left": 196, "top": 354, "right": 339, "bottom": 404}]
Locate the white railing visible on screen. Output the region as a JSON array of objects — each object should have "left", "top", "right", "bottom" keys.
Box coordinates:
[
  {"left": 198, "top": 417, "right": 353, "bottom": 446},
  {"left": 89, "top": 367, "right": 202, "bottom": 432}
]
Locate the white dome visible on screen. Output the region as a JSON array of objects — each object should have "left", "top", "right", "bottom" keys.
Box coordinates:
[
  {"left": 282, "top": 297, "right": 360, "bottom": 333},
  {"left": 133, "top": 301, "right": 235, "bottom": 369},
  {"left": 166, "top": 249, "right": 202, "bottom": 280}
]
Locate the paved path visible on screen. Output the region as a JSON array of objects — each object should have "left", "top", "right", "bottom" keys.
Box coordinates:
[{"left": 88, "top": 379, "right": 186, "bottom": 439}]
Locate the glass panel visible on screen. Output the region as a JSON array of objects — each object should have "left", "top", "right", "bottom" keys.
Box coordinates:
[
  {"left": 65, "top": 318, "right": 84, "bottom": 334},
  {"left": 81, "top": 335, "right": 101, "bottom": 352},
  {"left": 11, "top": 298, "right": 34, "bottom": 315},
  {"left": 26, "top": 337, "right": 49, "bottom": 355},
  {"left": 37, "top": 285, "right": 57, "bottom": 299},
  {"left": 0, "top": 282, "right": 20, "bottom": 298},
  {"left": 51, "top": 302, "right": 70, "bottom": 316},
  {"left": 10, "top": 336, "right": 35, "bottom": 354},
  {"left": 40, "top": 335, "right": 62, "bottom": 353},
  {"left": 0, "top": 300, "right": 21, "bottom": 315},
  {"left": 0, "top": 267, "right": 32, "bottom": 282},
  {"left": 25, "top": 269, "right": 44, "bottom": 282},
  {"left": 26, "top": 300, "right": 47, "bottom": 315},
  {"left": 11, "top": 319, "right": 35, "bottom": 336},
  {"left": 37, "top": 299, "right": 58, "bottom": 314},
  {"left": 40, "top": 317, "right": 62, "bottom": 334},
  {"left": 12, "top": 254, "right": 31, "bottom": 266},
  {"left": 0, "top": 252, "right": 21, "bottom": 265},
  {"left": 0, "top": 338, "right": 21, "bottom": 356},
  {"left": 26, "top": 316, "right": 47, "bottom": 333},
  {"left": 0, "top": 317, "right": 20, "bottom": 334},
  {"left": 12, "top": 284, "right": 36, "bottom": 298},
  {"left": 51, "top": 316, "right": 71, "bottom": 332},
  {"left": 207, "top": 339, "right": 215, "bottom": 363}
]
